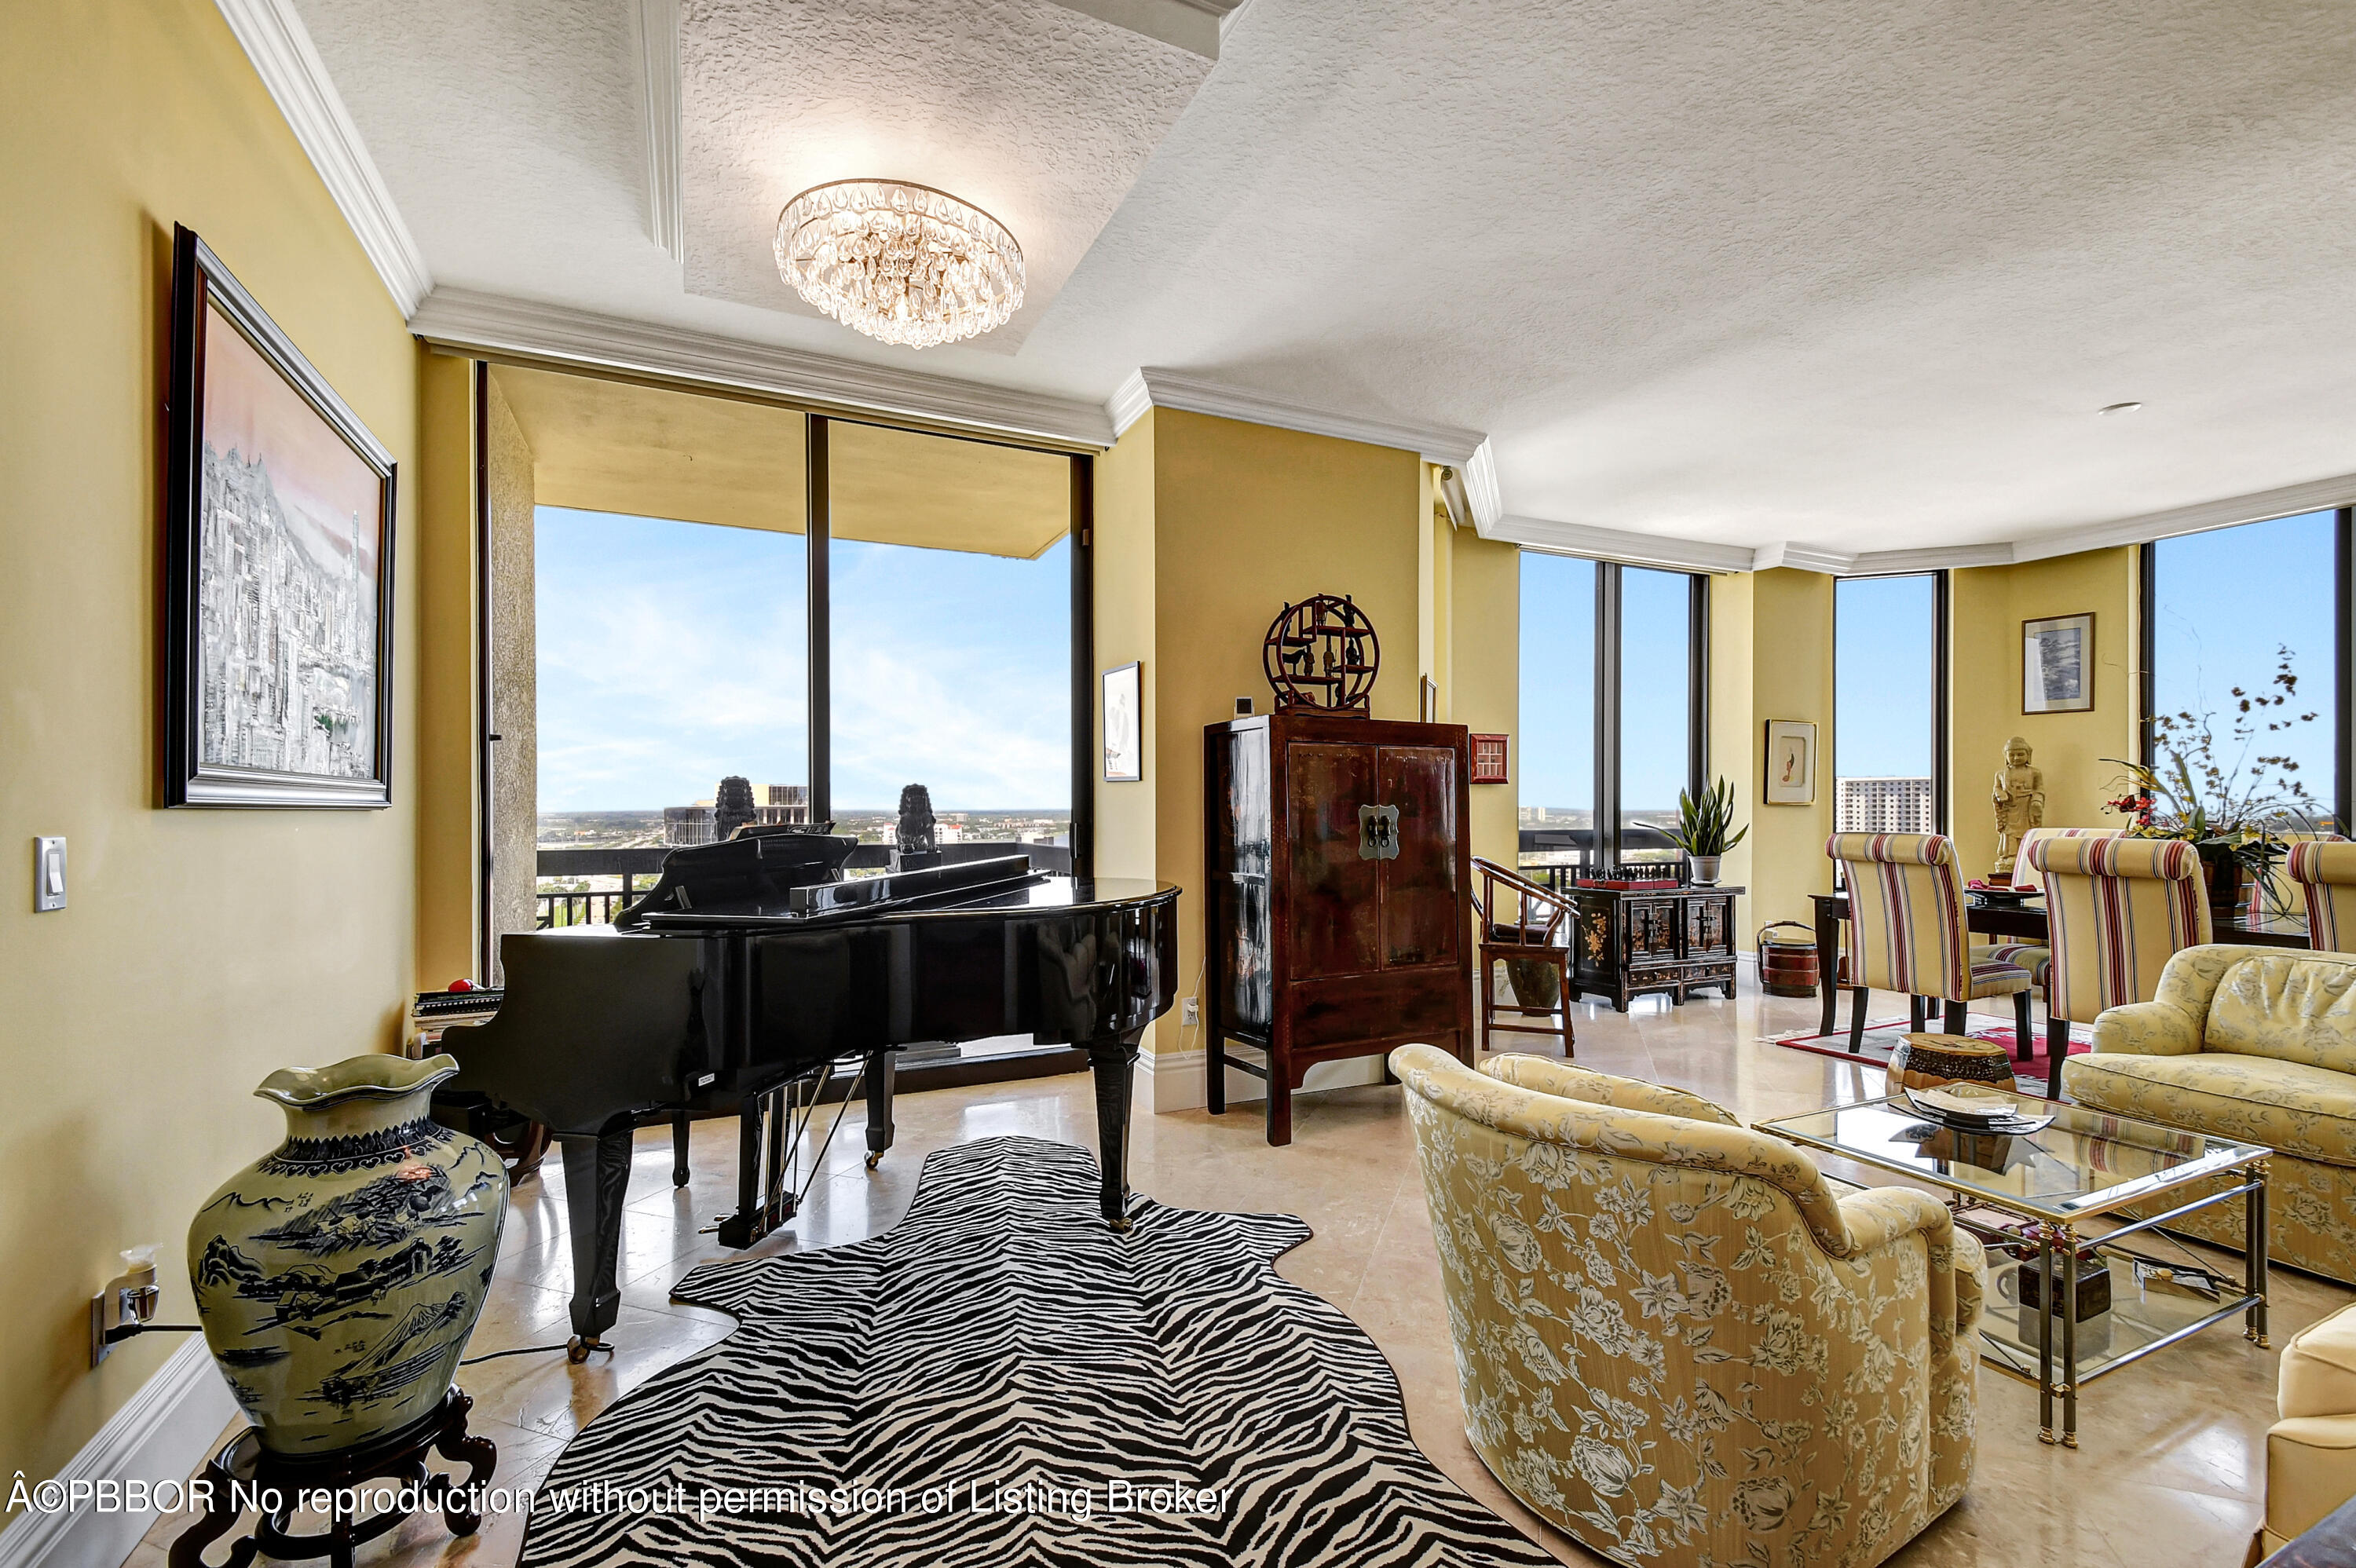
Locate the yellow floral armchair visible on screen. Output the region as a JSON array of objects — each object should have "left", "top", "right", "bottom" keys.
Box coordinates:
[
  {"left": 2062, "top": 944, "right": 2356, "bottom": 1284},
  {"left": 1392, "top": 1044, "right": 1984, "bottom": 1568}
]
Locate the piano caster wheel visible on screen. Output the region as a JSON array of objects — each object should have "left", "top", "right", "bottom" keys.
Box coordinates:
[
  {"left": 865, "top": 1152, "right": 882, "bottom": 1170},
  {"left": 565, "top": 1336, "right": 613, "bottom": 1365}
]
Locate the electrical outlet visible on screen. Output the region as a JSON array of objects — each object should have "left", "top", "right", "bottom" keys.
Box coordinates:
[{"left": 1180, "top": 998, "right": 1200, "bottom": 1027}]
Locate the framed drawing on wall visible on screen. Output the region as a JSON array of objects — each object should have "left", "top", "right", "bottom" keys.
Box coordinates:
[
  {"left": 2022, "top": 612, "right": 2095, "bottom": 715},
  {"left": 1103, "top": 661, "right": 1142, "bottom": 782},
  {"left": 1470, "top": 733, "right": 1510, "bottom": 784},
  {"left": 163, "top": 225, "right": 397, "bottom": 807},
  {"left": 1764, "top": 719, "right": 1816, "bottom": 806}
]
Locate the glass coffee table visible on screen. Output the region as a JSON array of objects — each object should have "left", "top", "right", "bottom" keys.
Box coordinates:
[{"left": 1757, "top": 1090, "right": 2270, "bottom": 1448}]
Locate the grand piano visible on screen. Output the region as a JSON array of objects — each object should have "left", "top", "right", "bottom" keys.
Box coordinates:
[{"left": 434, "top": 826, "right": 1180, "bottom": 1358}]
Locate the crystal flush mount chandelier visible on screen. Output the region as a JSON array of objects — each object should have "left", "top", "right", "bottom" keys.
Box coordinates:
[{"left": 774, "top": 180, "right": 1025, "bottom": 349}]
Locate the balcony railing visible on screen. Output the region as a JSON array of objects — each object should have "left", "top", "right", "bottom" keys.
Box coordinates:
[{"left": 535, "top": 840, "right": 1074, "bottom": 927}]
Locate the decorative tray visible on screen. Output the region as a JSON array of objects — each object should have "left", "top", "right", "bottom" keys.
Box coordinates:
[
  {"left": 1900, "top": 1083, "right": 2057, "bottom": 1135},
  {"left": 1965, "top": 883, "right": 2043, "bottom": 907}
]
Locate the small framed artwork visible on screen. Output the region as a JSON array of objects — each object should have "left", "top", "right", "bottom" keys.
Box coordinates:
[
  {"left": 2022, "top": 612, "right": 2095, "bottom": 715},
  {"left": 1421, "top": 675, "right": 1439, "bottom": 722},
  {"left": 1102, "top": 661, "right": 1142, "bottom": 782},
  {"left": 1470, "top": 733, "right": 1510, "bottom": 784},
  {"left": 163, "top": 225, "right": 397, "bottom": 807},
  {"left": 1764, "top": 719, "right": 1816, "bottom": 806}
]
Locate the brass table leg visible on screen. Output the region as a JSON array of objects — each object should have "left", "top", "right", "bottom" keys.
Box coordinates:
[
  {"left": 2060, "top": 1222, "right": 2080, "bottom": 1448},
  {"left": 2248, "top": 1160, "right": 2271, "bottom": 1347},
  {"left": 2037, "top": 1223, "right": 2058, "bottom": 1446}
]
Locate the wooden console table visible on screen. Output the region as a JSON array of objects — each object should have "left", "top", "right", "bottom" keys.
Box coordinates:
[{"left": 1563, "top": 883, "right": 1743, "bottom": 1011}]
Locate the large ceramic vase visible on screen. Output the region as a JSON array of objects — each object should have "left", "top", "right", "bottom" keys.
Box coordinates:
[{"left": 188, "top": 1054, "right": 507, "bottom": 1457}]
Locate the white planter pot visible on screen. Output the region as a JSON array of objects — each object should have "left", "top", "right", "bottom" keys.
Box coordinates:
[{"left": 1688, "top": 855, "right": 1724, "bottom": 886}]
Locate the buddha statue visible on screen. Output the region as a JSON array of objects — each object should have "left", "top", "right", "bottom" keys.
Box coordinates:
[{"left": 1992, "top": 736, "right": 2046, "bottom": 881}]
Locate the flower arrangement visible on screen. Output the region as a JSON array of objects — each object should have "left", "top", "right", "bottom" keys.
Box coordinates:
[{"left": 2102, "top": 646, "right": 2321, "bottom": 897}]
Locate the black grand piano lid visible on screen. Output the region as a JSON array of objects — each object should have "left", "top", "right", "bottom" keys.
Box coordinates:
[{"left": 616, "top": 824, "right": 858, "bottom": 929}]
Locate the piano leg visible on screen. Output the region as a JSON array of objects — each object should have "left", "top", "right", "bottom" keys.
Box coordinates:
[
  {"left": 671, "top": 1112, "right": 691, "bottom": 1187},
  {"left": 1084, "top": 1027, "right": 1147, "bottom": 1233},
  {"left": 556, "top": 1129, "right": 632, "bottom": 1358},
  {"left": 864, "top": 1050, "right": 895, "bottom": 1170}
]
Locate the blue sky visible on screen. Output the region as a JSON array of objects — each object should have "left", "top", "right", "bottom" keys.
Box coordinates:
[
  {"left": 540, "top": 506, "right": 2336, "bottom": 821},
  {"left": 535, "top": 507, "right": 1069, "bottom": 812},
  {"left": 2150, "top": 509, "right": 2336, "bottom": 808},
  {"left": 1519, "top": 554, "right": 1697, "bottom": 813}
]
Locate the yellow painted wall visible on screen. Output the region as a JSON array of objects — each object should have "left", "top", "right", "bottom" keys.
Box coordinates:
[
  {"left": 1092, "top": 410, "right": 1426, "bottom": 1087},
  {"left": 1092, "top": 412, "right": 1158, "bottom": 884},
  {"left": 1950, "top": 547, "right": 2140, "bottom": 876},
  {"left": 415, "top": 354, "right": 478, "bottom": 985},
  {"left": 1448, "top": 527, "right": 1520, "bottom": 871},
  {"left": 1743, "top": 569, "right": 1838, "bottom": 932},
  {"left": 0, "top": 0, "right": 422, "bottom": 1479},
  {"left": 1151, "top": 411, "right": 1423, "bottom": 1062},
  {"left": 1707, "top": 571, "right": 1761, "bottom": 938}
]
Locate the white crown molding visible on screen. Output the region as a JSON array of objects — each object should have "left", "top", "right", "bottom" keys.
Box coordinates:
[
  {"left": 1106, "top": 369, "right": 1156, "bottom": 440},
  {"left": 1458, "top": 440, "right": 1503, "bottom": 533},
  {"left": 2009, "top": 469, "right": 2356, "bottom": 562},
  {"left": 1493, "top": 514, "right": 1758, "bottom": 574},
  {"left": 1845, "top": 542, "right": 2016, "bottom": 575},
  {"left": 410, "top": 288, "right": 1115, "bottom": 448},
  {"left": 1046, "top": 0, "right": 1249, "bottom": 57},
  {"left": 1750, "top": 540, "right": 1853, "bottom": 575},
  {"left": 1108, "top": 367, "right": 1485, "bottom": 465},
  {"left": 0, "top": 1338, "right": 236, "bottom": 1568},
  {"left": 634, "top": 0, "right": 684, "bottom": 265},
  {"left": 213, "top": 0, "right": 430, "bottom": 316}
]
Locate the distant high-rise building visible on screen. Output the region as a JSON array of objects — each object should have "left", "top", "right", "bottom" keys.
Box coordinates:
[
  {"left": 1838, "top": 776, "right": 1935, "bottom": 834},
  {"left": 663, "top": 803, "right": 715, "bottom": 846},
  {"left": 757, "top": 783, "right": 810, "bottom": 827}
]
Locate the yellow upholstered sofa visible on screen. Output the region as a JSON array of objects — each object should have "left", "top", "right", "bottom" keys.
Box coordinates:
[
  {"left": 2257, "top": 1302, "right": 2356, "bottom": 1559},
  {"left": 1391, "top": 1044, "right": 1983, "bottom": 1568},
  {"left": 2062, "top": 944, "right": 2356, "bottom": 1285}
]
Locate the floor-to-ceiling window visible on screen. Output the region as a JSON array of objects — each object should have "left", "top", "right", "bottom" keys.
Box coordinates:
[
  {"left": 508, "top": 374, "right": 1087, "bottom": 943},
  {"left": 1619, "top": 565, "right": 1697, "bottom": 859},
  {"left": 2145, "top": 510, "right": 2346, "bottom": 832},
  {"left": 816, "top": 418, "right": 1077, "bottom": 859},
  {"left": 1518, "top": 554, "right": 1597, "bottom": 872},
  {"left": 1518, "top": 554, "right": 1707, "bottom": 875},
  {"left": 1833, "top": 572, "right": 1945, "bottom": 835},
  {"left": 536, "top": 507, "right": 807, "bottom": 869}
]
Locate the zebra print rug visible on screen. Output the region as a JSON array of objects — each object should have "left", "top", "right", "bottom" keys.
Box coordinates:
[{"left": 518, "top": 1135, "right": 1554, "bottom": 1568}]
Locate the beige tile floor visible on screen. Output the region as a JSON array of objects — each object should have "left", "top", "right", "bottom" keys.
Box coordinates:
[{"left": 128, "top": 981, "right": 2351, "bottom": 1567}]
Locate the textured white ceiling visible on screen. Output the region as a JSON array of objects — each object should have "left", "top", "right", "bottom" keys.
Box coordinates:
[
  {"left": 291, "top": 0, "right": 2356, "bottom": 556},
  {"left": 676, "top": 0, "right": 1213, "bottom": 349}
]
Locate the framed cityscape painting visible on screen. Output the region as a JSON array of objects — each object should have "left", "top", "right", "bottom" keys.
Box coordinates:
[
  {"left": 2021, "top": 612, "right": 2094, "bottom": 715},
  {"left": 163, "top": 225, "right": 396, "bottom": 807}
]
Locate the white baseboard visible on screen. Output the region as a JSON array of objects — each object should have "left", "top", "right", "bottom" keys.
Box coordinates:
[
  {"left": 1143, "top": 1045, "right": 1387, "bottom": 1113},
  {"left": 0, "top": 1339, "right": 237, "bottom": 1568}
]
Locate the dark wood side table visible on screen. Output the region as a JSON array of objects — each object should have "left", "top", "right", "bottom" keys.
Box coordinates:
[
  {"left": 1809, "top": 891, "right": 2310, "bottom": 1037},
  {"left": 1564, "top": 884, "right": 1743, "bottom": 1011}
]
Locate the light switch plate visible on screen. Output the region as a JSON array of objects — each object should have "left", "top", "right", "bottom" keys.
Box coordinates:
[{"left": 34, "top": 837, "right": 65, "bottom": 912}]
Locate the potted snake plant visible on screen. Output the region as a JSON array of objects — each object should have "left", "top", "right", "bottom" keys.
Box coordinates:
[{"left": 1670, "top": 776, "right": 1747, "bottom": 886}]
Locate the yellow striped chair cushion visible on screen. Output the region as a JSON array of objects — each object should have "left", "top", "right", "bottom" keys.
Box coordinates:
[
  {"left": 2027, "top": 835, "right": 2212, "bottom": 1023},
  {"left": 1827, "top": 832, "right": 2027, "bottom": 1000},
  {"left": 2290, "top": 840, "right": 2356, "bottom": 955}
]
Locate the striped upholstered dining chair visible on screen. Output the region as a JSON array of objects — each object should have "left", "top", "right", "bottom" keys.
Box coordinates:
[
  {"left": 2025, "top": 835, "right": 2212, "bottom": 1100},
  {"left": 2288, "top": 839, "right": 2356, "bottom": 952},
  {"left": 1827, "top": 832, "right": 2035, "bottom": 1058},
  {"left": 1977, "top": 825, "right": 2127, "bottom": 996}
]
